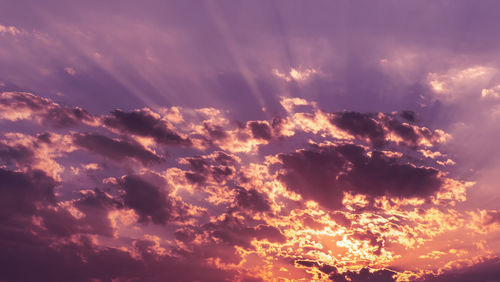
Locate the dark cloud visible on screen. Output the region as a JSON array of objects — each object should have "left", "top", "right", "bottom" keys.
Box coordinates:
[
  {"left": 252, "top": 224, "right": 286, "bottom": 242},
  {"left": 35, "top": 208, "right": 83, "bottom": 238},
  {"left": 0, "top": 91, "right": 51, "bottom": 111},
  {"left": 0, "top": 91, "right": 93, "bottom": 127},
  {"left": 184, "top": 156, "right": 209, "bottom": 184},
  {"left": 248, "top": 121, "right": 272, "bottom": 140},
  {"left": 400, "top": 110, "right": 416, "bottom": 122},
  {"left": 103, "top": 108, "right": 191, "bottom": 146},
  {"left": 72, "top": 133, "right": 162, "bottom": 165},
  {"left": 352, "top": 230, "right": 384, "bottom": 255},
  {"left": 0, "top": 142, "right": 34, "bottom": 166},
  {"left": 0, "top": 168, "right": 233, "bottom": 281},
  {"left": 329, "top": 267, "right": 397, "bottom": 282},
  {"left": 329, "top": 212, "right": 351, "bottom": 227},
  {"left": 300, "top": 213, "right": 325, "bottom": 230},
  {"left": 295, "top": 260, "right": 396, "bottom": 281},
  {"left": 43, "top": 106, "right": 93, "bottom": 128},
  {"left": 277, "top": 144, "right": 347, "bottom": 210},
  {"left": 214, "top": 151, "right": 237, "bottom": 166},
  {"left": 119, "top": 174, "right": 176, "bottom": 225},
  {"left": 74, "top": 188, "right": 122, "bottom": 237},
  {"left": 385, "top": 117, "right": 440, "bottom": 148},
  {"left": 133, "top": 238, "right": 239, "bottom": 281},
  {"left": 234, "top": 187, "right": 271, "bottom": 212},
  {"left": 0, "top": 167, "right": 120, "bottom": 240},
  {"left": 36, "top": 132, "right": 52, "bottom": 144},
  {"left": 174, "top": 227, "right": 196, "bottom": 243},
  {"left": 341, "top": 149, "right": 442, "bottom": 199},
  {"left": 420, "top": 257, "right": 500, "bottom": 282},
  {"left": 295, "top": 260, "right": 337, "bottom": 276},
  {"left": 387, "top": 119, "right": 420, "bottom": 146},
  {"left": 330, "top": 111, "right": 442, "bottom": 149},
  {"left": 184, "top": 154, "right": 235, "bottom": 185},
  {"left": 211, "top": 166, "right": 233, "bottom": 182},
  {"left": 0, "top": 168, "right": 78, "bottom": 249},
  {"left": 278, "top": 143, "right": 443, "bottom": 210},
  {"left": 185, "top": 171, "right": 207, "bottom": 185},
  {"left": 0, "top": 234, "right": 236, "bottom": 282},
  {"left": 0, "top": 168, "right": 56, "bottom": 219},
  {"left": 0, "top": 234, "right": 140, "bottom": 282},
  {"left": 187, "top": 156, "right": 209, "bottom": 173},
  {"left": 331, "top": 112, "right": 386, "bottom": 148},
  {"left": 204, "top": 122, "right": 228, "bottom": 140},
  {"left": 205, "top": 215, "right": 285, "bottom": 248},
  {"left": 296, "top": 260, "right": 320, "bottom": 268}
]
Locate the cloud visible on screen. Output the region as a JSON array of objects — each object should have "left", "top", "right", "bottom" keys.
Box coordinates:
[
  {"left": 182, "top": 152, "right": 236, "bottom": 185},
  {"left": 203, "top": 122, "right": 229, "bottom": 140},
  {"left": 0, "top": 24, "right": 21, "bottom": 36},
  {"left": 331, "top": 112, "right": 386, "bottom": 147},
  {"left": 204, "top": 214, "right": 285, "bottom": 248},
  {"left": 73, "top": 188, "right": 122, "bottom": 237},
  {"left": 234, "top": 187, "right": 271, "bottom": 212},
  {"left": 329, "top": 267, "right": 397, "bottom": 282},
  {"left": 295, "top": 260, "right": 396, "bottom": 281},
  {"left": 421, "top": 257, "right": 500, "bottom": 282},
  {"left": 330, "top": 111, "right": 446, "bottom": 148},
  {"left": 103, "top": 108, "right": 191, "bottom": 146},
  {"left": 118, "top": 174, "right": 184, "bottom": 225},
  {"left": 481, "top": 85, "right": 500, "bottom": 99},
  {"left": 482, "top": 210, "right": 500, "bottom": 226},
  {"left": 3, "top": 0, "right": 500, "bottom": 279},
  {"left": 0, "top": 92, "right": 94, "bottom": 127},
  {"left": 248, "top": 121, "right": 273, "bottom": 140},
  {"left": 273, "top": 68, "right": 318, "bottom": 82},
  {"left": 0, "top": 233, "right": 237, "bottom": 282},
  {"left": 0, "top": 142, "right": 34, "bottom": 166},
  {"left": 64, "top": 67, "right": 77, "bottom": 76},
  {"left": 0, "top": 168, "right": 56, "bottom": 218},
  {"left": 72, "top": 133, "right": 162, "bottom": 165},
  {"left": 427, "top": 66, "right": 496, "bottom": 98},
  {"left": 0, "top": 92, "right": 492, "bottom": 280},
  {"left": 277, "top": 143, "right": 443, "bottom": 210}
]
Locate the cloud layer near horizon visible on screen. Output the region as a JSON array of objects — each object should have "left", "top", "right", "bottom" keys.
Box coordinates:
[{"left": 0, "top": 91, "right": 498, "bottom": 281}]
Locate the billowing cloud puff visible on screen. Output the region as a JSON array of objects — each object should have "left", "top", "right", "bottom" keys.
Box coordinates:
[
  {"left": 277, "top": 143, "right": 442, "bottom": 210},
  {"left": 182, "top": 151, "right": 237, "bottom": 185},
  {"left": 118, "top": 174, "right": 180, "bottom": 225},
  {"left": 331, "top": 112, "right": 387, "bottom": 148},
  {"left": 73, "top": 188, "right": 122, "bottom": 237},
  {"left": 0, "top": 92, "right": 94, "bottom": 127},
  {"left": 203, "top": 214, "right": 286, "bottom": 248},
  {"left": 330, "top": 111, "right": 445, "bottom": 149},
  {"left": 72, "top": 133, "right": 162, "bottom": 165},
  {"left": 103, "top": 108, "right": 191, "bottom": 146},
  {"left": 0, "top": 168, "right": 56, "bottom": 218},
  {"left": 234, "top": 187, "right": 271, "bottom": 212},
  {"left": 248, "top": 121, "right": 273, "bottom": 140},
  {"left": 0, "top": 142, "right": 34, "bottom": 166}
]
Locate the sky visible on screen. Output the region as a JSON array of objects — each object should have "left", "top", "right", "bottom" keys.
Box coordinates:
[{"left": 1, "top": 1, "right": 500, "bottom": 281}]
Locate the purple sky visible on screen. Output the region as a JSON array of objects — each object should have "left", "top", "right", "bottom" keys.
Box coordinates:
[{"left": 1, "top": 1, "right": 500, "bottom": 281}]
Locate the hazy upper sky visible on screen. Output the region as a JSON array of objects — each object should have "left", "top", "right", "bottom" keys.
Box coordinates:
[{"left": 1, "top": 1, "right": 500, "bottom": 281}]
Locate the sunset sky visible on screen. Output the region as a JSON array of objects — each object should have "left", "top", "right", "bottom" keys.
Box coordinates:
[{"left": 2, "top": 1, "right": 500, "bottom": 281}]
